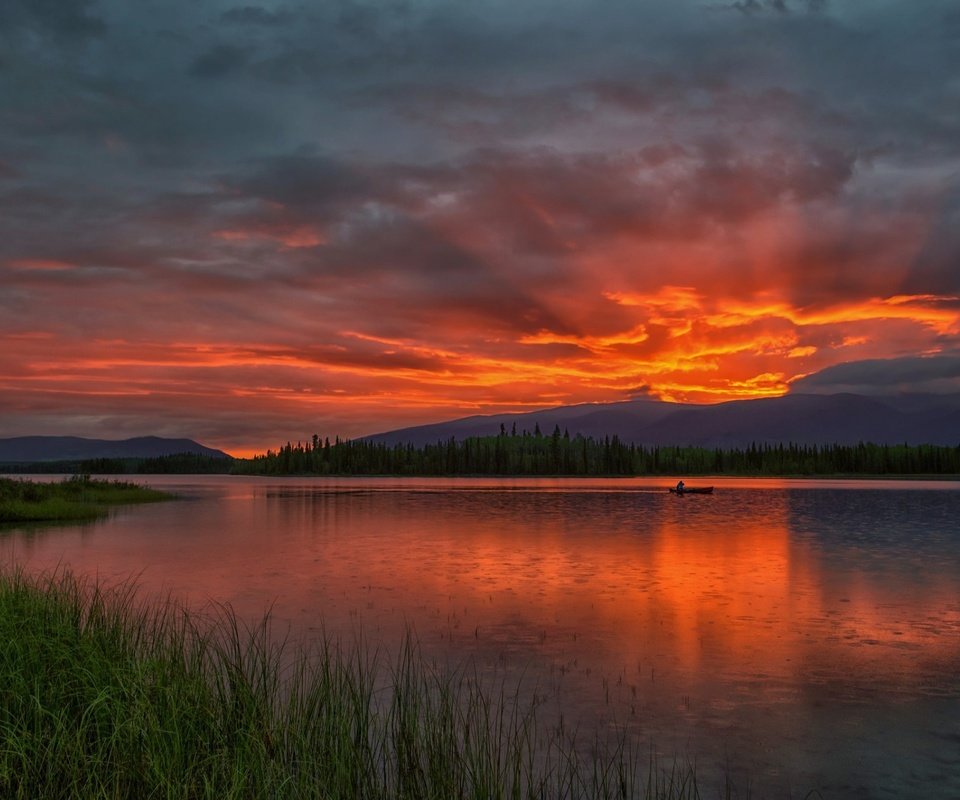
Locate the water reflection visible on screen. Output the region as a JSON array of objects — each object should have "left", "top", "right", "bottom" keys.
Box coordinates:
[{"left": 2, "top": 476, "right": 959, "bottom": 797}]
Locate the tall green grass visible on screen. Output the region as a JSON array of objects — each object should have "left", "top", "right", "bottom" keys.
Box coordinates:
[
  {"left": 0, "top": 569, "right": 718, "bottom": 799},
  {"left": 0, "top": 475, "right": 171, "bottom": 522}
]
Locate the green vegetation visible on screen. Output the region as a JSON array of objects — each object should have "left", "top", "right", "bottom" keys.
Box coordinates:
[
  {"left": 0, "top": 452, "right": 231, "bottom": 476},
  {"left": 0, "top": 476, "right": 171, "bottom": 522},
  {"left": 241, "top": 429, "right": 960, "bottom": 477},
  {"left": 77, "top": 452, "right": 232, "bottom": 474},
  {"left": 0, "top": 569, "right": 718, "bottom": 799},
  {"left": 5, "top": 432, "right": 957, "bottom": 477}
]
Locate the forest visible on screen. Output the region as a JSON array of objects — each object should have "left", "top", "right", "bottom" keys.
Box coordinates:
[
  {"left": 238, "top": 426, "right": 960, "bottom": 477},
  {"left": 6, "top": 427, "right": 957, "bottom": 477}
]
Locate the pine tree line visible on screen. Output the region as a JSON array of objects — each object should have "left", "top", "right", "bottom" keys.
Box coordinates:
[
  {"left": 236, "top": 427, "right": 960, "bottom": 477},
  {"left": 19, "top": 429, "right": 955, "bottom": 476}
]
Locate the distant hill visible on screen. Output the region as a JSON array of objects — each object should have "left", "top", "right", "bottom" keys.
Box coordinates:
[
  {"left": 0, "top": 436, "right": 231, "bottom": 463},
  {"left": 364, "top": 393, "right": 960, "bottom": 448}
]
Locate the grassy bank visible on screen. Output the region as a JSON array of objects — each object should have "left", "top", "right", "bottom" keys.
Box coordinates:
[
  {"left": 0, "top": 475, "right": 171, "bottom": 522},
  {"left": 0, "top": 569, "right": 714, "bottom": 800}
]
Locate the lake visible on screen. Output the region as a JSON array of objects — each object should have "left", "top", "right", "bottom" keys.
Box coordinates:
[{"left": 3, "top": 475, "right": 959, "bottom": 798}]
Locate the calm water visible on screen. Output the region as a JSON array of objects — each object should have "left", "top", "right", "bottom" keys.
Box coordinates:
[{"left": 3, "top": 476, "right": 960, "bottom": 798}]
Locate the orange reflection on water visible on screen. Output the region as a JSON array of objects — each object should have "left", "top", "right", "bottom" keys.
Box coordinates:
[
  {"left": 3, "top": 478, "right": 958, "bottom": 710},
  {"left": 646, "top": 502, "right": 803, "bottom": 677},
  {"left": 3, "top": 476, "right": 958, "bottom": 799}
]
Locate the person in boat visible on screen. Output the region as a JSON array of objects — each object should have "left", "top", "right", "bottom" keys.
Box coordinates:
[{"left": 676, "top": 480, "right": 685, "bottom": 493}]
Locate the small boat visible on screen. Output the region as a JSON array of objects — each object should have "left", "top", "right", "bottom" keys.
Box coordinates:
[{"left": 668, "top": 486, "right": 713, "bottom": 494}]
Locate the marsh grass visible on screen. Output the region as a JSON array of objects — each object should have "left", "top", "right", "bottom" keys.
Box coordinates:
[
  {"left": 0, "top": 475, "right": 170, "bottom": 522},
  {"left": 0, "top": 568, "right": 727, "bottom": 800}
]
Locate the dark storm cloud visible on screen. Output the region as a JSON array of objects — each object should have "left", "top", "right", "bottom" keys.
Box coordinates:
[
  {"left": 227, "top": 139, "right": 856, "bottom": 253},
  {"left": 232, "top": 343, "right": 457, "bottom": 374},
  {"left": 0, "top": 0, "right": 106, "bottom": 42},
  {"left": 724, "top": 0, "right": 826, "bottom": 15},
  {"left": 190, "top": 44, "right": 251, "bottom": 78},
  {"left": 791, "top": 355, "right": 960, "bottom": 395},
  {"left": 2, "top": 0, "right": 960, "bottom": 447},
  {"left": 220, "top": 6, "right": 291, "bottom": 26},
  {"left": 229, "top": 156, "right": 382, "bottom": 213},
  {"left": 902, "top": 190, "right": 960, "bottom": 296}
]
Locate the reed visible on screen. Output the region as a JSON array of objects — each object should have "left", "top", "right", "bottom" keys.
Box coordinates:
[
  {"left": 0, "top": 568, "right": 715, "bottom": 800},
  {"left": 0, "top": 475, "right": 170, "bottom": 522}
]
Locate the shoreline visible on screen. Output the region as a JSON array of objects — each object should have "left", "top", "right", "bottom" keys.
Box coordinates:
[
  {"left": 0, "top": 568, "right": 731, "bottom": 800},
  {"left": 0, "top": 476, "right": 173, "bottom": 523}
]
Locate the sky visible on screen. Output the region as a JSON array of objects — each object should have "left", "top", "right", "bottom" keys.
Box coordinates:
[{"left": 1, "top": 0, "right": 959, "bottom": 455}]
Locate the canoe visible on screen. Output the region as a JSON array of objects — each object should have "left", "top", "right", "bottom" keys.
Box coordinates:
[{"left": 668, "top": 487, "right": 713, "bottom": 494}]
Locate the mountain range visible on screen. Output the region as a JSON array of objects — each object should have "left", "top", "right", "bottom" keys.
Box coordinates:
[
  {"left": 365, "top": 393, "right": 960, "bottom": 449},
  {"left": 4, "top": 393, "right": 959, "bottom": 462},
  {"left": 0, "top": 436, "right": 231, "bottom": 463}
]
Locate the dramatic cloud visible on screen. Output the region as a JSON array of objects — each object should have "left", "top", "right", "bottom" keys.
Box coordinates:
[
  {"left": 1, "top": 0, "right": 959, "bottom": 453},
  {"left": 790, "top": 355, "right": 960, "bottom": 396}
]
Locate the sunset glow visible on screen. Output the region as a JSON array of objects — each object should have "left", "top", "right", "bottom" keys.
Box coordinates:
[{"left": 1, "top": 1, "right": 959, "bottom": 453}]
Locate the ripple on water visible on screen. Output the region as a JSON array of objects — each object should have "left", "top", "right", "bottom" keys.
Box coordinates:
[{"left": 3, "top": 475, "right": 960, "bottom": 797}]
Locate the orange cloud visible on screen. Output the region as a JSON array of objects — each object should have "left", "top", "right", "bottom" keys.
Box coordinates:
[
  {"left": 214, "top": 225, "right": 326, "bottom": 248},
  {"left": 8, "top": 259, "right": 78, "bottom": 271},
  {"left": 703, "top": 295, "right": 959, "bottom": 336},
  {"left": 3, "top": 256, "right": 959, "bottom": 451}
]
